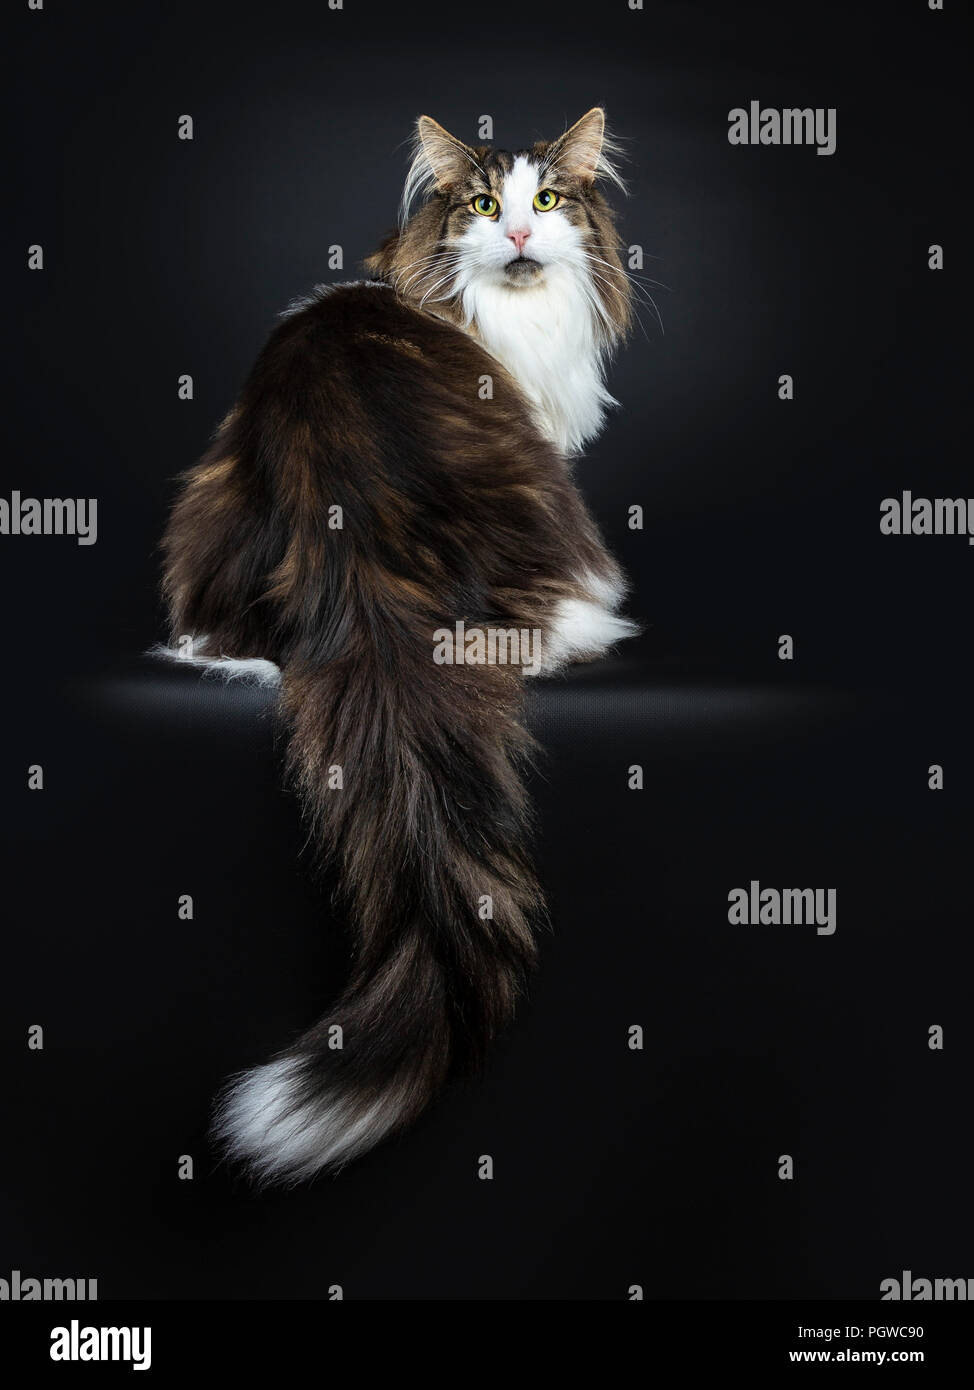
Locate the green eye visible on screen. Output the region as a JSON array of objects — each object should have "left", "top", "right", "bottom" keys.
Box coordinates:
[
  {"left": 471, "top": 194, "right": 499, "bottom": 217},
  {"left": 533, "top": 188, "right": 559, "bottom": 211}
]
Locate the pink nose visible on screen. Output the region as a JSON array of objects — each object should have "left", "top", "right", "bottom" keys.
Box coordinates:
[{"left": 507, "top": 228, "right": 531, "bottom": 254}]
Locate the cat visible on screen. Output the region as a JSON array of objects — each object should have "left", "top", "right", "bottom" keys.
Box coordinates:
[{"left": 160, "top": 107, "right": 638, "bottom": 1184}]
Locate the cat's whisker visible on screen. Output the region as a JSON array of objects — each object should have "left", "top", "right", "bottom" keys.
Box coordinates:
[
  {"left": 584, "top": 251, "right": 672, "bottom": 295},
  {"left": 393, "top": 249, "right": 457, "bottom": 284},
  {"left": 582, "top": 264, "right": 658, "bottom": 341},
  {"left": 576, "top": 250, "right": 665, "bottom": 337},
  {"left": 584, "top": 242, "right": 666, "bottom": 263},
  {"left": 397, "top": 255, "right": 464, "bottom": 300},
  {"left": 399, "top": 266, "right": 456, "bottom": 298},
  {"left": 418, "top": 269, "right": 463, "bottom": 309},
  {"left": 580, "top": 244, "right": 671, "bottom": 296},
  {"left": 394, "top": 258, "right": 443, "bottom": 290}
]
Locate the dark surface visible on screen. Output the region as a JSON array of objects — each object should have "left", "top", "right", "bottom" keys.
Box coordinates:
[{"left": 3, "top": 0, "right": 971, "bottom": 1299}]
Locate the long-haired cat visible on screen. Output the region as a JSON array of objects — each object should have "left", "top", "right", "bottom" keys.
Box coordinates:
[{"left": 161, "top": 108, "right": 637, "bottom": 1184}]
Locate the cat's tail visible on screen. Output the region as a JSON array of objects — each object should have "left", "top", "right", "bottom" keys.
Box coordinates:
[{"left": 212, "top": 599, "right": 541, "bottom": 1185}]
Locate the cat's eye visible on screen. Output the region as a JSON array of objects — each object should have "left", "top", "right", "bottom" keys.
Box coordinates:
[
  {"left": 533, "top": 189, "right": 560, "bottom": 212},
  {"left": 471, "top": 194, "right": 499, "bottom": 217}
]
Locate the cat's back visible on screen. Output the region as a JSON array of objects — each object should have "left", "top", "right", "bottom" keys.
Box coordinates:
[
  {"left": 234, "top": 279, "right": 549, "bottom": 477},
  {"left": 253, "top": 280, "right": 499, "bottom": 406}
]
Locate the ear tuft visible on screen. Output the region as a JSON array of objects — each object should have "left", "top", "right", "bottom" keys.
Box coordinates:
[
  {"left": 546, "top": 107, "right": 626, "bottom": 191},
  {"left": 400, "top": 116, "right": 483, "bottom": 224}
]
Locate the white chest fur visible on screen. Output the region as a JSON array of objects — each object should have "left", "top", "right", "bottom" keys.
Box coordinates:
[{"left": 462, "top": 267, "right": 615, "bottom": 456}]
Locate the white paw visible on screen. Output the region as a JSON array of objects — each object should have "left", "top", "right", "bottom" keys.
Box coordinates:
[{"left": 537, "top": 577, "right": 638, "bottom": 673}]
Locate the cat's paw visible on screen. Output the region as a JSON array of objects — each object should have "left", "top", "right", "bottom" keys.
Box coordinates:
[{"left": 537, "top": 594, "right": 638, "bottom": 673}]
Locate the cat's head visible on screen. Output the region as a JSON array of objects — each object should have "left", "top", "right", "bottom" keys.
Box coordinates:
[{"left": 366, "top": 109, "right": 632, "bottom": 347}]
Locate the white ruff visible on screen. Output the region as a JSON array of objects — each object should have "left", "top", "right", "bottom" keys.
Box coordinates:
[
  {"left": 452, "top": 154, "right": 617, "bottom": 455},
  {"left": 464, "top": 268, "right": 615, "bottom": 455}
]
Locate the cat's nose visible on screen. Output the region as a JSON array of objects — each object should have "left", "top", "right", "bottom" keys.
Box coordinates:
[{"left": 507, "top": 228, "right": 531, "bottom": 254}]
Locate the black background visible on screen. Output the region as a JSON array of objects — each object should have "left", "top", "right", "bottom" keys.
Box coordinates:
[{"left": 3, "top": 0, "right": 971, "bottom": 1300}]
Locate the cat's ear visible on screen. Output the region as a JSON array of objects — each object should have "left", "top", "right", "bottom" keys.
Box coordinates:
[
  {"left": 546, "top": 108, "right": 626, "bottom": 190},
  {"left": 401, "top": 116, "right": 482, "bottom": 222},
  {"left": 416, "top": 117, "right": 479, "bottom": 189}
]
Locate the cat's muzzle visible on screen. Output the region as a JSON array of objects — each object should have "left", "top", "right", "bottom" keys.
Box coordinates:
[{"left": 503, "top": 257, "right": 544, "bottom": 284}]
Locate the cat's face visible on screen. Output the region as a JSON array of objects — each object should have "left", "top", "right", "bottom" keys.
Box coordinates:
[
  {"left": 367, "top": 109, "right": 631, "bottom": 345},
  {"left": 421, "top": 144, "right": 601, "bottom": 293}
]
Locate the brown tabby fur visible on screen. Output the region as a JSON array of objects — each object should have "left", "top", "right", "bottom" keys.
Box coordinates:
[{"left": 161, "top": 110, "right": 634, "bottom": 1182}]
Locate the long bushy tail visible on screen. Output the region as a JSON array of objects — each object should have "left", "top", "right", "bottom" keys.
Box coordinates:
[{"left": 213, "top": 597, "right": 542, "bottom": 1184}]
